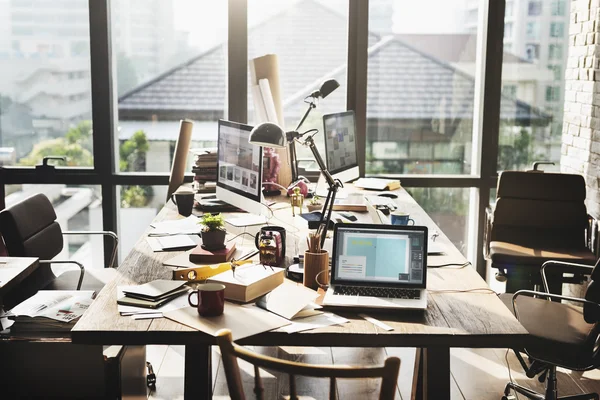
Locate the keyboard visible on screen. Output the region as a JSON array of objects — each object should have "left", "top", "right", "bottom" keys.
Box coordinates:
[{"left": 333, "top": 286, "right": 421, "bottom": 299}]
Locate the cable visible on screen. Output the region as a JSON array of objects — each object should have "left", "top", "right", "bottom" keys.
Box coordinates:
[
  {"left": 427, "top": 261, "right": 472, "bottom": 269},
  {"left": 505, "top": 348, "right": 520, "bottom": 400},
  {"left": 428, "top": 288, "right": 497, "bottom": 294},
  {"left": 315, "top": 268, "right": 330, "bottom": 290},
  {"left": 226, "top": 232, "right": 256, "bottom": 242}
]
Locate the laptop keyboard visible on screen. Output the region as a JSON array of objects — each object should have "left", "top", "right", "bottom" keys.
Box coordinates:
[{"left": 333, "top": 286, "right": 421, "bottom": 299}]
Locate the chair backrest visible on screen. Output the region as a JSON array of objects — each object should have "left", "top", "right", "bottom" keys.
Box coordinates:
[
  {"left": 0, "top": 193, "right": 63, "bottom": 260},
  {"left": 492, "top": 171, "right": 588, "bottom": 249},
  {"left": 216, "top": 329, "right": 400, "bottom": 400}
]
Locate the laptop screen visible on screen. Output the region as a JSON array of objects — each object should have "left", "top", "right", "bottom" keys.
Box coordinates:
[{"left": 331, "top": 224, "right": 427, "bottom": 288}]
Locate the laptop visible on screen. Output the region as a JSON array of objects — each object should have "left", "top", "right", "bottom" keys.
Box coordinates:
[{"left": 323, "top": 223, "right": 428, "bottom": 310}]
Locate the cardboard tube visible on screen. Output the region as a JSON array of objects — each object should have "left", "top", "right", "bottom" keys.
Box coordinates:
[{"left": 167, "top": 119, "right": 193, "bottom": 201}]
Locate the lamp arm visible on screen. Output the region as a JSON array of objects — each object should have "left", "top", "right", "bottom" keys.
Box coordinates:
[
  {"left": 295, "top": 98, "right": 317, "bottom": 132},
  {"left": 287, "top": 99, "right": 317, "bottom": 183}
]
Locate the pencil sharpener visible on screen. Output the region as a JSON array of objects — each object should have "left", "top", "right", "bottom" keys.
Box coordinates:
[{"left": 258, "top": 231, "right": 283, "bottom": 267}]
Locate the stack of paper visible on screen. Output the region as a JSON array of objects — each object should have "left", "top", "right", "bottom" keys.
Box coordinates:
[
  {"left": 7, "top": 290, "right": 95, "bottom": 332},
  {"left": 117, "top": 286, "right": 190, "bottom": 319},
  {"left": 117, "top": 280, "right": 190, "bottom": 317}
]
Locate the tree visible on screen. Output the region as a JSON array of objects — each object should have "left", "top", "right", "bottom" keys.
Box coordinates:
[
  {"left": 497, "top": 127, "right": 543, "bottom": 171},
  {"left": 120, "top": 130, "right": 152, "bottom": 208},
  {"left": 19, "top": 120, "right": 93, "bottom": 166}
]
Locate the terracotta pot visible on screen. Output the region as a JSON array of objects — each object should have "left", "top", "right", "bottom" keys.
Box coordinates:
[
  {"left": 307, "top": 203, "right": 323, "bottom": 212},
  {"left": 201, "top": 229, "right": 226, "bottom": 250}
]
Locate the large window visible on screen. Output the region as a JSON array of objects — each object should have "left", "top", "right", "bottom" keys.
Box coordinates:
[
  {"left": 113, "top": 0, "right": 226, "bottom": 174},
  {"left": 498, "top": 0, "right": 569, "bottom": 172},
  {"left": 0, "top": 1, "right": 92, "bottom": 167},
  {"left": 365, "top": 2, "right": 480, "bottom": 176}
]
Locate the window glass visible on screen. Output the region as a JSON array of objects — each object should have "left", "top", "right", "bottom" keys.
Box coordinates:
[
  {"left": 551, "top": 0, "right": 567, "bottom": 16},
  {"left": 5, "top": 184, "right": 106, "bottom": 269},
  {"left": 498, "top": 0, "right": 570, "bottom": 172},
  {"left": 366, "top": 1, "right": 481, "bottom": 175},
  {"left": 113, "top": 0, "right": 226, "bottom": 173},
  {"left": 117, "top": 185, "right": 167, "bottom": 262},
  {"left": 506, "top": 2, "right": 514, "bottom": 17},
  {"left": 0, "top": 1, "right": 93, "bottom": 167},
  {"left": 505, "top": 22, "right": 513, "bottom": 38},
  {"left": 247, "top": 0, "right": 349, "bottom": 167},
  {"left": 528, "top": 1, "right": 542, "bottom": 16},
  {"left": 405, "top": 187, "right": 471, "bottom": 257}
]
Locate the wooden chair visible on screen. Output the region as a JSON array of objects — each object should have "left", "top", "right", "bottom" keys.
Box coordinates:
[{"left": 216, "top": 329, "right": 401, "bottom": 400}]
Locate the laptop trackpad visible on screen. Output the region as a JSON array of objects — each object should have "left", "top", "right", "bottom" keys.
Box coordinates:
[
  {"left": 332, "top": 295, "right": 359, "bottom": 305},
  {"left": 358, "top": 296, "right": 404, "bottom": 307}
]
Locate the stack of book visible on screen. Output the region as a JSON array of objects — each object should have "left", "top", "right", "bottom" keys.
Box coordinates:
[
  {"left": 117, "top": 280, "right": 189, "bottom": 309},
  {"left": 191, "top": 147, "right": 218, "bottom": 192}
]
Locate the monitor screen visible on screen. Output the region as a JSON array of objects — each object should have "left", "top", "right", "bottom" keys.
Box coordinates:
[
  {"left": 332, "top": 224, "right": 427, "bottom": 288},
  {"left": 216, "top": 120, "right": 262, "bottom": 203},
  {"left": 323, "top": 111, "right": 359, "bottom": 180}
]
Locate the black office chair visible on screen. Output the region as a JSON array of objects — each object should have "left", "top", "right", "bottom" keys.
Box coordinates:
[
  {"left": 500, "top": 259, "right": 600, "bottom": 400},
  {"left": 0, "top": 193, "right": 118, "bottom": 306},
  {"left": 484, "top": 169, "right": 596, "bottom": 293}
]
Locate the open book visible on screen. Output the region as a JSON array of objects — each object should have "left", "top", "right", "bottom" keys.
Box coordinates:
[
  {"left": 207, "top": 264, "right": 285, "bottom": 303},
  {"left": 7, "top": 290, "right": 94, "bottom": 332}
]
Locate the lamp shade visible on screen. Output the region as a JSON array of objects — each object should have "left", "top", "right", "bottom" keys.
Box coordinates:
[{"left": 249, "top": 122, "right": 286, "bottom": 148}]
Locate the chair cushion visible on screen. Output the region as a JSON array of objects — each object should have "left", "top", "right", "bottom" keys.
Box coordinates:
[
  {"left": 490, "top": 241, "right": 596, "bottom": 267},
  {"left": 500, "top": 293, "right": 600, "bottom": 369}
]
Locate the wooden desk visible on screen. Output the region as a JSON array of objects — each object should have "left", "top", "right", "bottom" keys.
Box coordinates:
[{"left": 72, "top": 187, "right": 528, "bottom": 400}]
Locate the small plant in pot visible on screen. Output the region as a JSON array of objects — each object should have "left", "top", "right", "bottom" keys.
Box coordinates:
[
  {"left": 200, "top": 213, "right": 226, "bottom": 250},
  {"left": 307, "top": 195, "right": 323, "bottom": 212}
]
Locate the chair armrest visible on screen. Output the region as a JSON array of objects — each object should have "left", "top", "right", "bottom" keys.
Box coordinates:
[
  {"left": 63, "top": 231, "right": 118, "bottom": 268},
  {"left": 540, "top": 260, "right": 595, "bottom": 294},
  {"left": 512, "top": 289, "right": 600, "bottom": 320},
  {"left": 483, "top": 206, "right": 493, "bottom": 260},
  {"left": 39, "top": 260, "right": 85, "bottom": 290}
]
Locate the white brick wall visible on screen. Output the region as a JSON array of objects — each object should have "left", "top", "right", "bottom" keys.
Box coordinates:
[{"left": 562, "top": 0, "right": 600, "bottom": 217}]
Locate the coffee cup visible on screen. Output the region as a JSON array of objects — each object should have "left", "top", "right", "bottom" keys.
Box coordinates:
[
  {"left": 255, "top": 225, "right": 286, "bottom": 261},
  {"left": 171, "top": 187, "right": 195, "bottom": 216},
  {"left": 391, "top": 212, "right": 415, "bottom": 226},
  {"left": 188, "top": 283, "right": 226, "bottom": 316}
]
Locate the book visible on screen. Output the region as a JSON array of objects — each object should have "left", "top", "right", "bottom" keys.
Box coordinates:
[
  {"left": 117, "top": 286, "right": 190, "bottom": 309},
  {"left": 331, "top": 193, "right": 367, "bottom": 212},
  {"left": 122, "top": 280, "right": 186, "bottom": 301},
  {"left": 189, "top": 243, "right": 236, "bottom": 264},
  {"left": 206, "top": 263, "right": 285, "bottom": 302},
  {"left": 7, "top": 290, "right": 94, "bottom": 332},
  {"left": 354, "top": 178, "right": 401, "bottom": 191}
]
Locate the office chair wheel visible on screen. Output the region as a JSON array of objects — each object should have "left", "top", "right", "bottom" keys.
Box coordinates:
[
  {"left": 501, "top": 396, "right": 516, "bottom": 400},
  {"left": 146, "top": 362, "right": 157, "bottom": 390}
]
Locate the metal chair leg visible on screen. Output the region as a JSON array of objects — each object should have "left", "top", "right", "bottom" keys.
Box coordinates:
[
  {"left": 503, "top": 381, "right": 546, "bottom": 400},
  {"left": 558, "top": 394, "right": 600, "bottom": 400}
]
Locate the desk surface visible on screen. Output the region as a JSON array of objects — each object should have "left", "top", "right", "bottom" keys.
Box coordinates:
[{"left": 72, "top": 187, "right": 527, "bottom": 348}]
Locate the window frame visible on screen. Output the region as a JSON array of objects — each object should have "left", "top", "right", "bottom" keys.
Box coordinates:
[{"left": 0, "top": 0, "right": 515, "bottom": 278}]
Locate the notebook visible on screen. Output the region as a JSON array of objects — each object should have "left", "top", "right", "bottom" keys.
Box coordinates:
[{"left": 323, "top": 223, "right": 428, "bottom": 310}]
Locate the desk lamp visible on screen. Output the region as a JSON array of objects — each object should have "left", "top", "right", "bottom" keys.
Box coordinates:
[{"left": 249, "top": 79, "right": 342, "bottom": 247}]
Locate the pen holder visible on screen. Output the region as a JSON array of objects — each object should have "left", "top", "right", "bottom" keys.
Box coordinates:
[{"left": 303, "top": 250, "right": 329, "bottom": 291}]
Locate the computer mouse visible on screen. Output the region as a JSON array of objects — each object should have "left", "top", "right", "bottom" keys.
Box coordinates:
[
  {"left": 377, "top": 192, "right": 398, "bottom": 199},
  {"left": 338, "top": 212, "right": 358, "bottom": 222}
]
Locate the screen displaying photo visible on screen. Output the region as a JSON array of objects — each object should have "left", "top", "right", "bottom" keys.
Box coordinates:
[{"left": 324, "top": 111, "right": 358, "bottom": 174}]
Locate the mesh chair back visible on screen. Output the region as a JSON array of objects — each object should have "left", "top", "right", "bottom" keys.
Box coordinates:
[
  {"left": 0, "top": 193, "right": 63, "bottom": 260},
  {"left": 492, "top": 171, "right": 588, "bottom": 249}
]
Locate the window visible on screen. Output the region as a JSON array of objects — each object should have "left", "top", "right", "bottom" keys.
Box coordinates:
[
  {"left": 550, "top": 22, "right": 564, "bottom": 37},
  {"left": 504, "top": 22, "right": 513, "bottom": 38},
  {"left": 248, "top": 0, "right": 348, "bottom": 163},
  {"left": 0, "top": 3, "right": 93, "bottom": 167},
  {"left": 504, "top": 43, "right": 512, "bottom": 53},
  {"left": 551, "top": 0, "right": 567, "bottom": 16},
  {"left": 548, "top": 44, "right": 563, "bottom": 60},
  {"left": 548, "top": 64, "right": 562, "bottom": 81},
  {"left": 503, "top": 85, "right": 517, "bottom": 98},
  {"left": 525, "top": 43, "right": 540, "bottom": 61},
  {"left": 113, "top": 0, "right": 226, "bottom": 173},
  {"left": 528, "top": 1, "right": 542, "bottom": 16},
  {"left": 505, "top": 1, "right": 514, "bottom": 17},
  {"left": 526, "top": 22, "right": 539, "bottom": 39},
  {"left": 499, "top": 0, "right": 568, "bottom": 172},
  {"left": 546, "top": 86, "right": 560, "bottom": 102}
]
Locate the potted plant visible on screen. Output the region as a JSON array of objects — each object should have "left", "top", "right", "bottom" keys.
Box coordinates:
[
  {"left": 200, "top": 213, "right": 226, "bottom": 250},
  {"left": 307, "top": 194, "right": 323, "bottom": 212}
]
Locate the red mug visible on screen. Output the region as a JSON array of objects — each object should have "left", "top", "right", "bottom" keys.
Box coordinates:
[{"left": 188, "top": 283, "right": 226, "bottom": 317}]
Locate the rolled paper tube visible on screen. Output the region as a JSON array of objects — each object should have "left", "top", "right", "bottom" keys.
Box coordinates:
[{"left": 167, "top": 119, "right": 194, "bottom": 201}]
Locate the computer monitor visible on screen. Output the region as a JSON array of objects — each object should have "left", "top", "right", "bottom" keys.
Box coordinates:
[
  {"left": 216, "top": 119, "right": 266, "bottom": 216},
  {"left": 323, "top": 110, "right": 360, "bottom": 183}
]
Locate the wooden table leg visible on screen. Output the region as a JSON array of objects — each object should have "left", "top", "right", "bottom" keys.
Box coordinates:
[
  {"left": 412, "top": 347, "right": 451, "bottom": 400},
  {"left": 184, "top": 344, "right": 212, "bottom": 400}
]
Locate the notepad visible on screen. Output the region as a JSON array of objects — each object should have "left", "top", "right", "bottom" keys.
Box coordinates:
[{"left": 122, "top": 280, "right": 186, "bottom": 300}]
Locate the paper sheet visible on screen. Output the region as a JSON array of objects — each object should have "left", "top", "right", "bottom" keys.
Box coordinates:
[
  {"left": 117, "top": 287, "right": 190, "bottom": 316},
  {"left": 149, "top": 215, "right": 202, "bottom": 236},
  {"left": 164, "top": 303, "right": 290, "bottom": 341},
  {"left": 272, "top": 312, "right": 349, "bottom": 334},
  {"left": 256, "top": 281, "right": 320, "bottom": 320},
  {"left": 157, "top": 235, "right": 197, "bottom": 250}
]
